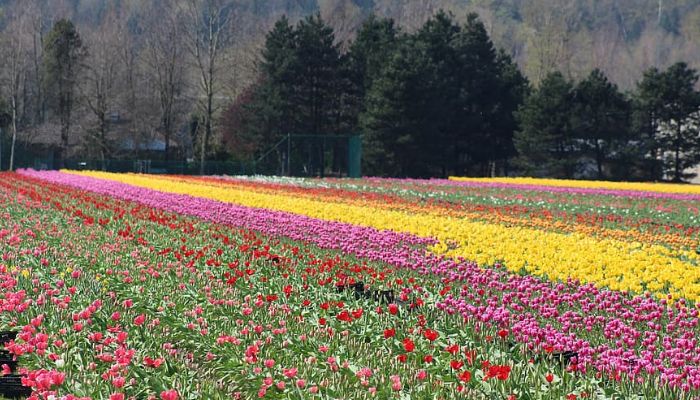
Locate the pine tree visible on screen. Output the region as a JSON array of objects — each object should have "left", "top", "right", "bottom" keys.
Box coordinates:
[
  {"left": 514, "top": 72, "right": 578, "bottom": 178},
  {"left": 632, "top": 67, "right": 665, "bottom": 180},
  {"left": 346, "top": 15, "right": 398, "bottom": 130},
  {"left": 360, "top": 38, "right": 435, "bottom": 177},
  {"left": 655, "top": 63, "right": 700, "bottom": 181},
  {"left": 633, "top": 63, "right": 700, "bottom": 181},
  {"left": 258, "top": 16, "right": 297, "bottom": 141},
  {"left": 415, "top": 11, "right": 460, "bottom": 176},
  {"left": 293, "top": 14, "right": 342, "bottom": 137},
  {"left": 572, "top": 69, "right": 630, "bottom": 179},
  {"left": 451, "top": 13, "right": 527, "bottom": 176},
  {"left": 491, "top": 50, "right": 530, "bottom": 176},
  {"left": 42, "top": 19, "right": 85, "bottom": 169}
]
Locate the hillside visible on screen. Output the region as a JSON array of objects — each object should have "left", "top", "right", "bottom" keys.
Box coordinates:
[{"left": 2, "top": 0, "right": 700, "bottom": 88}]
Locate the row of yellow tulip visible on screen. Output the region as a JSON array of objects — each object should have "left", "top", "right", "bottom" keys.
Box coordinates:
[
  {"left": 449, "top": 176, "right": 700, "bottom": 195},
  {"left": 166, "top": 175, "right": 698, "bottom": 250}
]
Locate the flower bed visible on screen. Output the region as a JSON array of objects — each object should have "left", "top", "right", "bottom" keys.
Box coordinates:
[{"left": 2, "top": 170, "right": 699, "bottom": 398}]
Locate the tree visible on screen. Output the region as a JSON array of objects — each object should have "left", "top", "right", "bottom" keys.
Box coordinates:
[
  {"left": 185, "top": 0, "right": 232, "bottom": 174},
  {"left": 293, "top": 14, "right": 343, "bottom": 176},
  {"left": 490, "top": 50, "right": 530, "bottom": 176},
  {"left": 145, "top": 0, "right": 186, "bottom": 161},
  {"left": 27, "top": 0, "right": 47, "bottom": 125},
  {"left": 242, "top": 14, "right": 345, "bottom": 176},
  {"left": 293, "top": 14, "right": 342, "bottom": 135},
  {"left": 451, "top": 13, "right": 514, "bottom": 176},
  {"left": 225, "top": 16, "right": 298, "bottom": 172},
  {"left": 360, "top": 11, "right": 527, "bottom": 178},
  {"left": 257, "top": 15, "right": 297, "bottom": 143},
  {"left": 0, "top": 100, "right": 12, "bottom": 170},
  {"left": 360, "top": 37, "right": 436, "bottom": 177},
  {"left": 632, "top": 67, "right": 665, "bottom": 180},
  {"left": 414, "top": 10, "right": 460, "bottom": 176},
  {"left": 220, "top": 81, "right": 265, "bottom": 161},
  {"left": 346, "top": 14, "right": 397, "bottom": 133},
  {"left": 653, "top": 62, "right": 700, "bottom": 181},
  {"left": 0, "top": 6, "right": 32, "bottom": 171},
  {"left": 82, "top": 14, "right": 121, "bottom": 169},
  {"left": 42, "top": 19, "right": 86, "bottom": 169},
  {"left": 572, "top": 69, "right": 629, "bottom": 179},
  {"left": 514, "top": 71, "right": 578, "bottom": 178}
]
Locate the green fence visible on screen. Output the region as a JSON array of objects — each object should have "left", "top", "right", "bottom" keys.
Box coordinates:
[
  {"left": 255, "top": 134, "right": 362, "bottom": 178},
  {"left": 63, "top": 159, "right": 252, "bottom": 175},
  {"left": 0, "top": 134, "right": 362, "bottom": 177}
]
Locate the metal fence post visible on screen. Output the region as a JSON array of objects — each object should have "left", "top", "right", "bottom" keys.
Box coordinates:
[{"left": 287, "top": 133, "right": 291, "bottom": 176}]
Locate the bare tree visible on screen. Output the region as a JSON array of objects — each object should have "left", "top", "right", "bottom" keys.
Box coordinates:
[
  {"left": 144, "top": 0, "right": 186, "bottom": 161},
  {"left": 521, "top": 0, "right": 579, "bottom": 85},
  {"left": 112, "top": 8, "right": 143, "bottom": 159},
  {"left": 81, "top": 11, "right": 122, "bottom": 169},
  {"left": 1, "top": 7, "right": 33, "bottom": 170},
  {"left": 28, "top": 1, "right": 46, "bottom": 124},
  {"left": 184, "top": 0, "right": 233, "bottom": 174}
]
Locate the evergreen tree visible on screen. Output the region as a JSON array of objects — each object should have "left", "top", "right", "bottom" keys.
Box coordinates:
[
  {"left": 451, "top": 13, "right": 523, "bottom": 176},
  {"left": 361, "top": 11, "right": 528, "bottom": 178},
  {"left": 491, "top": 50, "right": 530, "bottom": 176},
  {"left": 572, "top": 69, "right": 629, "bottom": 179},
  {"left": 293, "top": 14, "right": 342, "bottom": 137},
  {"left": 514, "top": 72, "right": 578, "bottom": 178},
  {"left": 632, "top": 63, "right": 700, "bottom": 181},
  {"left": 258, "top": 16, "right": 297, "bottom": 142},
  {"left": 360, "top": 38, "right": 435, "bottom": 177},
  {"left": 228, "top": 15, "right": 345, "bottom": 174},
  {"left": 292, "top": 14, "right": 343, "bottom": 176},
  {"left": 632, "top": 67, "right": 665, "bottom": 180},
  {"left": 415, "top": 11, "right": 460, "bottom": 176},
  {"left": 346, "top": 15, "right": 397, "bottom": 130},
  {"left": 0, "top": 100, "right": 12, "bottom": 170},
  {"left": 42, "top": 19, "right": 86, "bottom": 169},
  {"left": 655, "top": 63, "right": 700, "bottom": 181}
]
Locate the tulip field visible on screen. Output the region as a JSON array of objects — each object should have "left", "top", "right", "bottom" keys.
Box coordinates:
[{"left": 1, "top": 171, "right": 700, "bottom": 399}]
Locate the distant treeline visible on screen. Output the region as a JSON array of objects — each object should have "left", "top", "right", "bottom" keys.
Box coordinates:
[{"left": 223, "top": 12, "right": 700, "bottom": 181}]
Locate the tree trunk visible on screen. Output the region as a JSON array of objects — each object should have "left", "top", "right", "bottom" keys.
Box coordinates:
[
  {"left": 674, "top": 123, "right": 682, "bottom": 182},
  {"left": 58, "top": 112, "right": 70, "bottom": 170},
  {"left": 199, "top": 121, "right": 207, "bottom": 175},
  {"left": 594, "top": 139, "right": 603, "bottom": 179},
  {"left": 33, "top": 32, "right": 44, "bottom": 123},
  {"left": 165, "top": 134, "right": 170, "bottom": 161},
  {"left": 100, "top": 115, "right": 107, "bottom": 171},
  {"left": 9, "top": 97, "right": 18, "bottom": 171},
  {"left": 199, "top": 88, "right": 213, "bottom": 175}
]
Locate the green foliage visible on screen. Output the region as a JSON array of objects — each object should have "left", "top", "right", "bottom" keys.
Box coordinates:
[
  {"left": 222, "top": 9, "right": 700, "bottom": 181},
  {"left": 0, "top": 99, "right": 11, "bottom": 128},
  {"left": 630, "top": 63, "right": 700, "bottom": 181},
  {"left": 631, "top": 67, "right": 668, "bottom": 180},
  {"left": 361, "top": 11, "right": 528, "bottom": 177},
  {"left": 514, "top": 72, "right": 578, "bottom": 178},
  {"left": 346, "top": 14, "right": 398, "bottom": 130},
  {"left": 292, "top": 14, "right": 343, "bottom": 135},
  {"left": 572, "top": 69, "right": 630, "bottom": 179},
  {"left": 220, "top": 14, "right": 348, "bottom": 175},
  {"left": 42, "top": 19, "right": 85, "bottom": 115},
  {"left": 360, "top": 36, "right": 435, "bottom": 176},
  {"left": 640, "top": 62, "right": 700, "bottom": 181},
  {"left": 42, "top": 18, "right": 86, "bottom": 168}
]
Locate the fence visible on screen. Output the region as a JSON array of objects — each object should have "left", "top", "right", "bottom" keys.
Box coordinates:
[
  {"left": 255, "top": 134, "right": 362, "bottom": 178},
  {"left": 0, "top": 134, "right": 362, "bottom": 177},
  {"left": 63, "top": 159, "right": 252, "bottom": 175}
]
